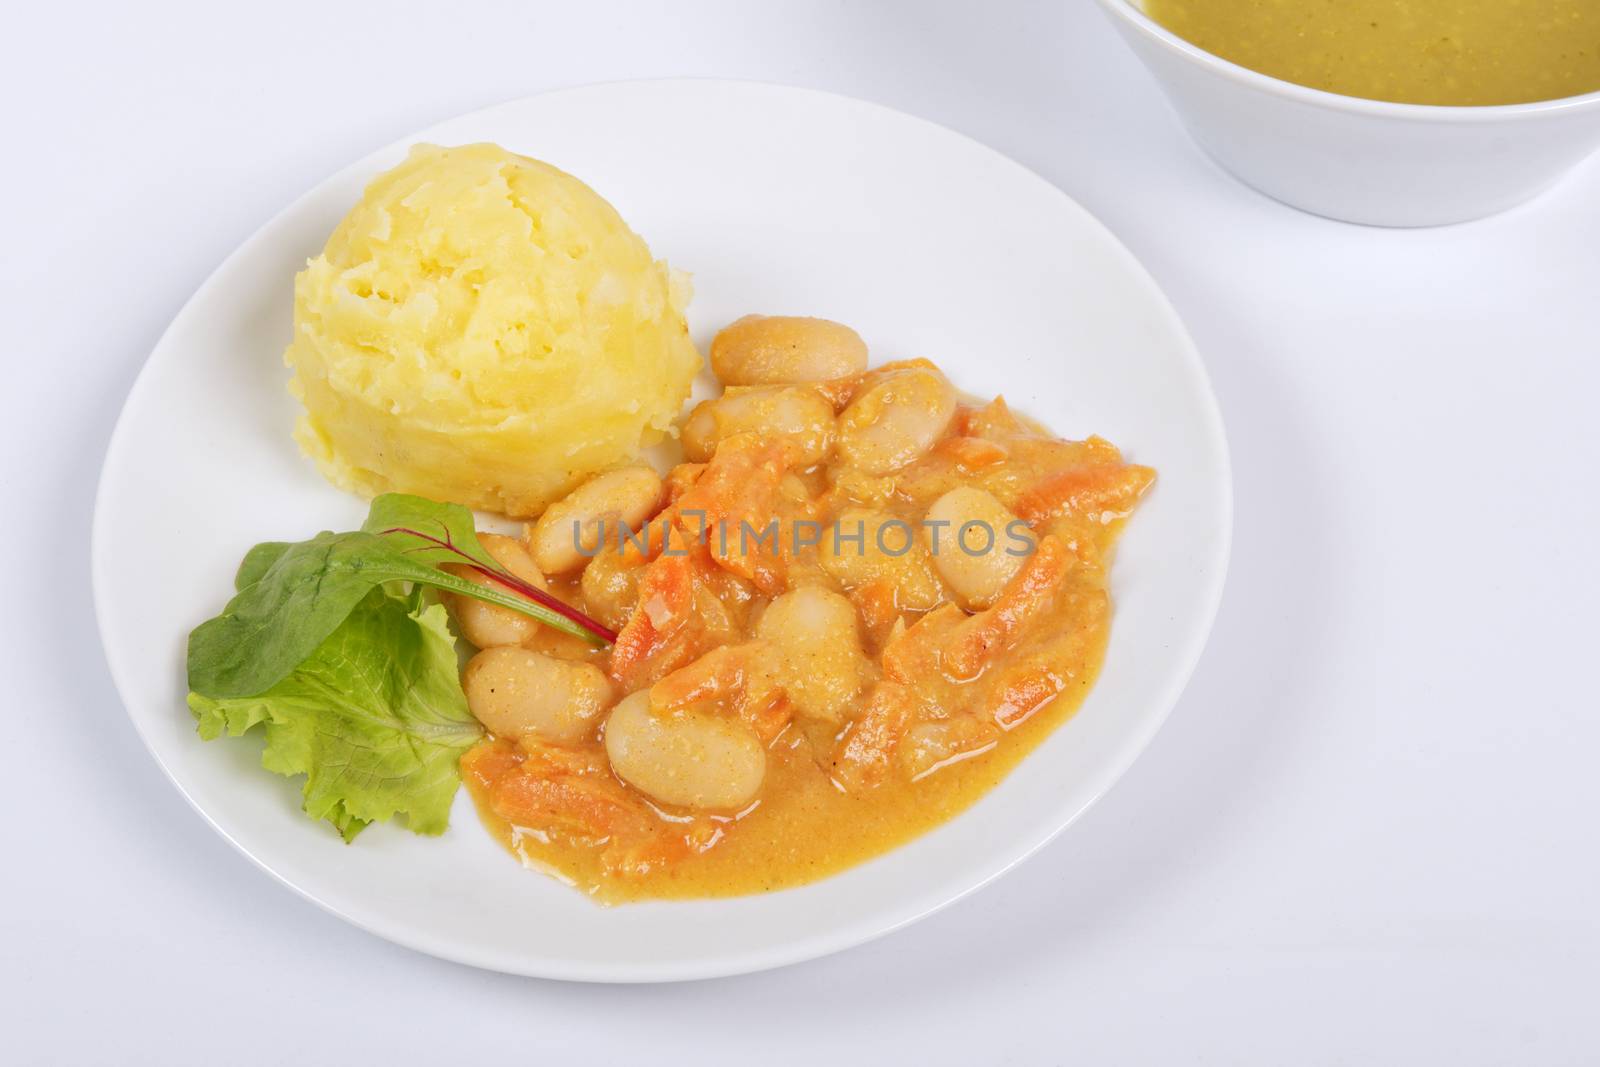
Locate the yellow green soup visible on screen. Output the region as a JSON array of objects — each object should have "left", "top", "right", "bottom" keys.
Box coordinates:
[{"left": 1142, "top": 0, "right": 1600, "bottom": 106}]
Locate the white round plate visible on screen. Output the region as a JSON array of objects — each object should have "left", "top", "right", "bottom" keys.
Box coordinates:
[{"left": 93, "top": 80, "right": 1230, "bottom": 982}]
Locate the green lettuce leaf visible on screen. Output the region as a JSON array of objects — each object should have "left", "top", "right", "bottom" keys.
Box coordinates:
[
  {"left": 359, "top": 492, "right": 502, "bottom": 570},
  {"left": 187, "top": 493, "right": 604, "bottom": 700},
  {"left": 188, "top": 586, "right": 483, "bottom": 841},
  {"left": 233, "top": 540, "right": 294, "bottom": 591}
]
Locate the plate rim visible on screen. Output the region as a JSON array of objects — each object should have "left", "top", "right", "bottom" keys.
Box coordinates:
[{"left": 91, "top": 77, "right": 1233, "bottom": 982}]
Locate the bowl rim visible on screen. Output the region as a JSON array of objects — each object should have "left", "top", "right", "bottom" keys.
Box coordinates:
[{"left": 1094, "top": 0, "right": 1600, "bottom": 121}]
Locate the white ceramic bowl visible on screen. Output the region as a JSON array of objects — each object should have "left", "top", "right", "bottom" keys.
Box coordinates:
[{"left": 1096, "top": 0, "right": 1600, "bottom": 226}]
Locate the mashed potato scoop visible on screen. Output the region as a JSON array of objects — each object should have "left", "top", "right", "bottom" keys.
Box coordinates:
[{"left": 286, "top": 143, "right": 701, "bottom": 517}]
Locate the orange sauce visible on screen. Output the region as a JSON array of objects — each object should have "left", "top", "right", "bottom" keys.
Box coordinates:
[{"left": 456, "top": 360, "right": 1153, "bottom": 903}]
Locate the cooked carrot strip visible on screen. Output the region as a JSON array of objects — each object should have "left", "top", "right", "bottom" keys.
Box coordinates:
[
  {"left": 739, "top": 691, "right": 795, "bottom": 747},
  {"left": 490, "top": 761, "right": 653, "bottom": 842},
  {"left": 988, "top": 666, "right": 1067, "bottom": 729},
  {"left": 942, "top": 536, "right": 1071, "bottom": 679},
  {"left": 649, "top": 642, "right": 793, "bottom": 745},
  {"left": 881, "top": 603, "right": 965, "bottom": 684},
  {"left": 849, "top": 579, "right": 902, "bottom": 648},
  {"left": 671, "top": 433, "right": 789, "bottom": 593},
  {"left": 831, "top": 681, "right": 917, "bottom": 791},
  {"left": 608, "top": 551, "right": 698, "bottom": 691},
  {"left": 1015, "top": 449, "right": 1156, "bottom": 524},
  {"left": 650, "top": 642, "right": 753, "bottom": 710},
  {"left": 935, "top": 435, "right": 1010, "bottom": 469},
  {"left": 486, "top": 741, "right": 716, "bottom": 878},
  {"left": 663, "top": 461, "right": 707, "bottom": 506}
]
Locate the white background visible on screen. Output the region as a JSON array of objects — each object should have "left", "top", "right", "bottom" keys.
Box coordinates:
[{"left": 4, "top": 0, "right": 1597, "bottom": 1063}]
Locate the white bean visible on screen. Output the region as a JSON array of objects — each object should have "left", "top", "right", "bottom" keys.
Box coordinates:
[
  {"left": 755, "top": 586, "right": 873, "bottom": 723},
  {"left": 709, "top": 315, "right": 868, "bottom": 386},
  {"left": 681, "top": 385, "right": 835, "bottom": 465},
  {"left": 529, "top": 467, "right": 663, "bottom": 575},
  {"left": 835, "top": 364, "right": 957, "bottom": 475},
  {"left": 463, "top": 646, "right": 615, "bottom": 744},
  {"left": 446, "top": 533, "right": 549, "bottom": 649},
  {"left": 603, "top": 691, "right": 766, "bottom": 810},
  {"left": 579, "top": 546, "right": 646, "bottom": 631},
  {"left": 818, "top": 507, "right": 945, "bottom": 612},
  {"left": 925, "top": 487, "right": 1037, "bottom": 610}
]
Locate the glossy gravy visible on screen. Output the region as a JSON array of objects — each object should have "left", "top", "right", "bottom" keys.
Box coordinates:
[
  {"left": 453, "top": 347, "right": 1153, "bottom": 904},
  {"left": 464, "top": 529, "right": 1118, "bottom": 902}
]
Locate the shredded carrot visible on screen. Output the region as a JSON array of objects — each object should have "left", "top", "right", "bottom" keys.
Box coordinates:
[
  {"left": 832, "top": 681, "right": 917, "bottom": 791},
  {"left": 943, "top": 536, "right": 1071, "bottom": 679}
]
